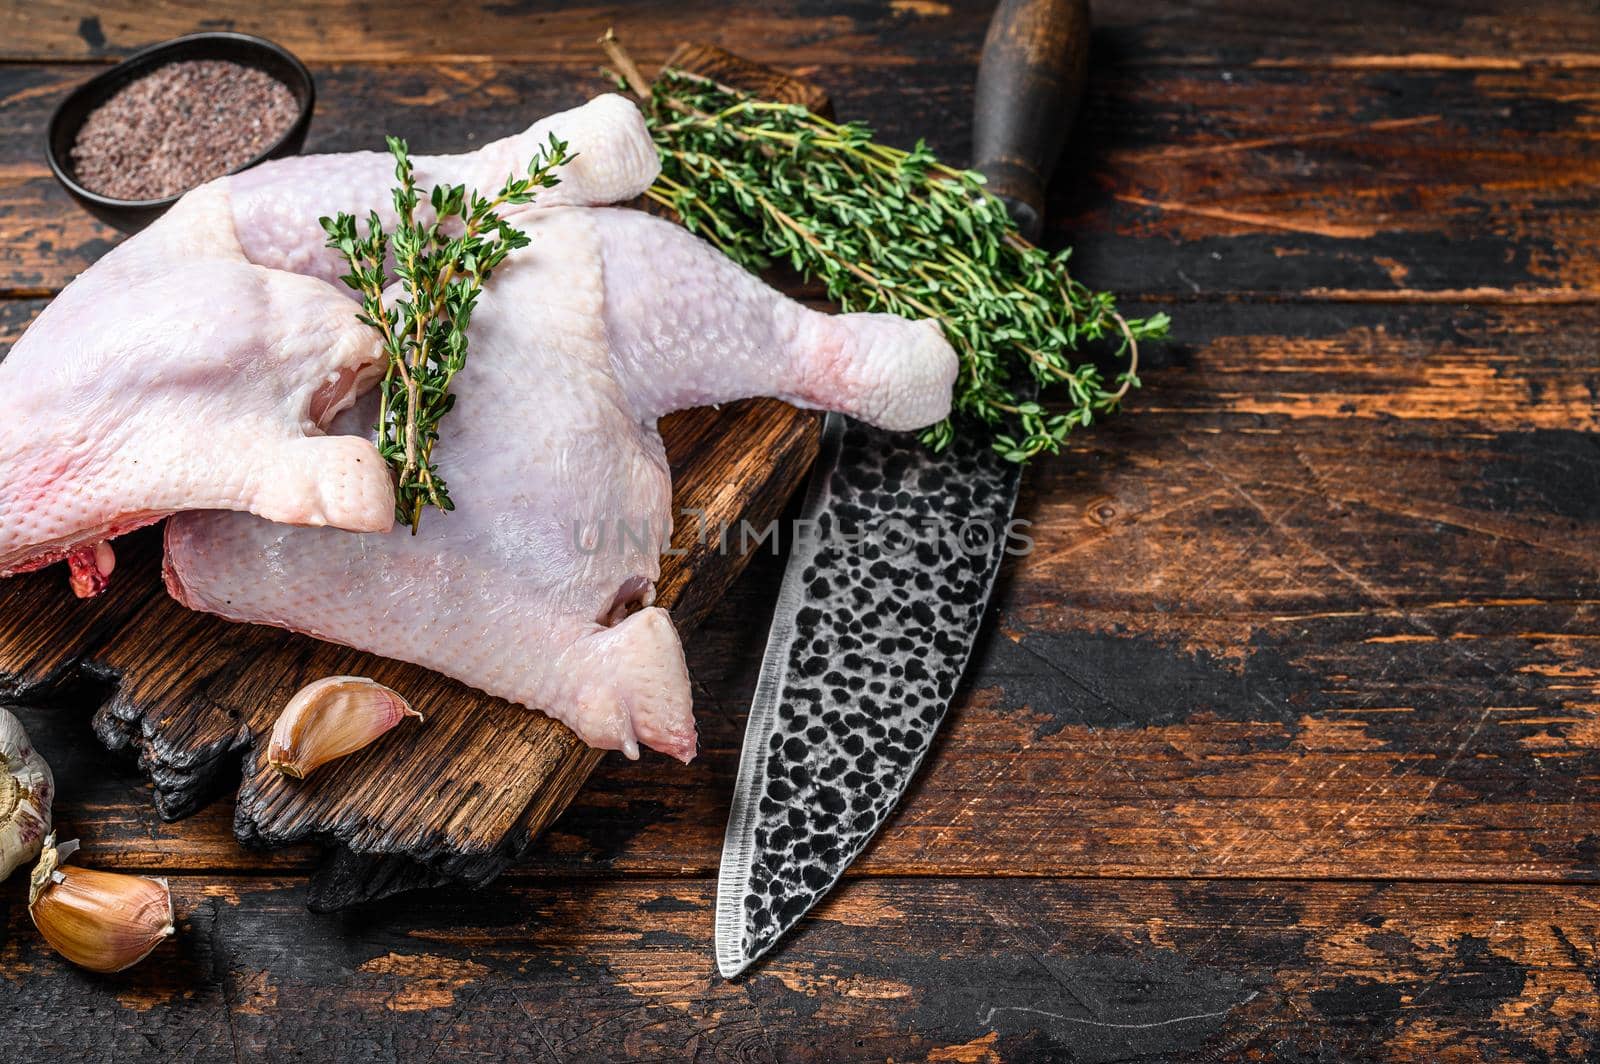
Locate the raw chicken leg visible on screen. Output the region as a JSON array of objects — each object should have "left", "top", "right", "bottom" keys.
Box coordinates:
[
  {"left": 0, "top": 95, "right": 657, "bottom": 588},
  {"left": 166, "top": 207, "right": 958, "bottom": 761}
]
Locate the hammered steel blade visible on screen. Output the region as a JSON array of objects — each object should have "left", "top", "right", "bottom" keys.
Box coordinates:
[
  {"left": 715, "top": 412, "right": 1026, "bottom": 977},
  {"left": 715, "top": 0, "right": 1089, "bottom": 977}
]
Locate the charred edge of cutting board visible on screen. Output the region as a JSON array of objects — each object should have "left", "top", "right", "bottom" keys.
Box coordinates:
[
  {"left": 242, "top": 746, "right": 611, "bottom": 912},
  {"left": 92, "top": 668, "right": 255, "bottom": 822},
  {"left": 305, "top": 850, "right": 461, "bottom": 912},
  {"left": 0, "top": 526, "right": 169, "bottom": 704}
]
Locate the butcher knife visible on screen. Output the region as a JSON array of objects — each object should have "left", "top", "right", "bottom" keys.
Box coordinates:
[{"left": 715, "top": 0, "right": 1093, "bottom": 977}]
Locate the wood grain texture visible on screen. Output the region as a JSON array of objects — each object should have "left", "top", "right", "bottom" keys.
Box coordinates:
[
  {"left": 2, "top": 0, "right": 1599, "bottom": 1058},
  {"left": 5, "top": 875, "right": 1600, "bottom": 1061},
  {"left": 5, "top": 0, "right": 1597, "bottom": 64},
  {"left": 4, "top": 61, "right": 1599, "bottom": 297}
]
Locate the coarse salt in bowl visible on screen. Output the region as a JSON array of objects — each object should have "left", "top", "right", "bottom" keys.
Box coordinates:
[{"left": 46, "top": 32, "right": 315, "bottom": 233}]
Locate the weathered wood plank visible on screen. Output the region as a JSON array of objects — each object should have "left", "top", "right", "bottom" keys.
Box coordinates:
[
  {"left": 5, "top": 0, "right": 1597, "bottom": 64},
  {"left": 1063, "top": 65, "right": 1600, "bottom": 299},
  {"left": 1106, "top": 0, "right": 1600, "bottom": 67},
  {"left": 13, "top": 301, "right": 1599, "bottom": 885},
  {"left": 3, "top": 874, "right": 1598, "bottom": 1061},
  {"left": 4, "top": 60, "right": 1597, "bottom": 298},
  {"left": 1, "top": 0, "right": 995, "bottom": 64}
]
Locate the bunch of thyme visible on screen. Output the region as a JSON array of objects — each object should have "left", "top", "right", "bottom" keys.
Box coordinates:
[
  {"left": 320, "top": 133, "right": 571, "bottom": 531},
  {"left": 603, "top": 38, "right": 1168, "bottom": 461}
]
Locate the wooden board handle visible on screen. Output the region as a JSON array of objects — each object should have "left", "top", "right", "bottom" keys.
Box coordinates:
[{"left": 972, "top": 0, "right": 1091, "bottom": 241}]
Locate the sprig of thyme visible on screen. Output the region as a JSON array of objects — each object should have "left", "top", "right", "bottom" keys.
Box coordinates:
[
  {"left": 603, "top": 38, "right": 1168, "bottom": 461},
  {"left": 320, "top": 134, "right": 571, "bottom": 531}
]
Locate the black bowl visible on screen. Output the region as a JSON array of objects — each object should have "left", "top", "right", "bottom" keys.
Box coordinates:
[{"left": 46, "top": 32, "right": 315, "bottom": 233}]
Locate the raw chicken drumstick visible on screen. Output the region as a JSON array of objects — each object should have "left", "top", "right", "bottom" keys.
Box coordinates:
[
  {"left": 166, "top": 204, "right": 957, "bottom": 761},
  {"left": 0, "top": 95, "right": 657, "bottom": 593}
]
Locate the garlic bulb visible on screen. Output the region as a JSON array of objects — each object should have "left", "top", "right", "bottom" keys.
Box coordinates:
[
  {"left": 29, "top": 835, "right": 174, "bottom": 973},
  {"left": 267, "top": 676, "right": 422, "bottom": 779},
  {"left": 0, "top": 706, "right": 53, "bottom": 882}
]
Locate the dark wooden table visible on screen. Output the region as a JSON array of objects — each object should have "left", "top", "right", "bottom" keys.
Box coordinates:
[{"left": 4, "top": 1, "right": 1599, "bottom": 1059}]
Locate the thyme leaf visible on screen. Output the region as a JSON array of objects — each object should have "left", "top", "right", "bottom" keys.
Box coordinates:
[
  {"left": 603, "top": 36, "right": 1169, "bottom": 461},
  {"left": 320, "top": 133, "right": 572, "bottom": 531}
]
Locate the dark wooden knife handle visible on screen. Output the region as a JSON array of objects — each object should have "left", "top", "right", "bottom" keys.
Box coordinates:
[{"left": 973, "top": 0, "right": 1091, "bottom": 241}]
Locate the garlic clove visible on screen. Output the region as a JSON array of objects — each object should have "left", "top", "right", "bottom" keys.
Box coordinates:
[
  {"left": 0, "top": 706, "right": 53, "bottom": 883},
  {"left": 28, "top": 834, "right": 174, "bottom": 973},
  {"left": 267, "top": 676, "right": 422, "bottom": 780}
]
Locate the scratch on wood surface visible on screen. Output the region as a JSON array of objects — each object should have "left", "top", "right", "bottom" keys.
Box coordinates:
[
  {"left": 1265, "top": 479, "right": 1600, "bottom": 567},
  {"left": 1114, "top": 194, "right": 1379, "bottom": 239},
  {"left": 997, "top": 634, "right": 1208, "bottom": 856},
  {"left": 1270, "top": 598, "right": 1584, "bottom": 622},
  {"left": 981, "top": 992, "right": 1261, "bottom": 1030},
  {"left": 1304, "top": 287, "right": 1595, "bottom": 304},
  {"left": 1118, "top": 115, "right": 1442, "bottom": 161},
  {"left": 208, "top": 900, "right": 245, "bottom": 1064},
  {"left": 1180, "top": 436, "right": 1542, "bottom": 864},
  {"left": 1170, "top": 486, "right": 1317, "bottom": 614},
  {"left": 1250, "top": 52, "right": 1600, "bottom": 70},
  {"left": 921, "top": 732, "right": 1037, "bottom": 852},
  {"left": 506, "top": 988, "right": 569, "bottom": 1062},
  {"left": 1183, "top": 441, "right": 1370, "bottom": 607},
  {"left": 1018, "top": 484, "right": 1231, "bottom": 570}
]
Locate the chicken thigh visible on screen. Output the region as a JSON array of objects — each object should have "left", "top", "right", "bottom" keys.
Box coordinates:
[
  {"left": 0, "top": 95, "right": 657, "bottom": 592},
  {"left": 165, "top": 206, "right": 957, "bottom": 761}
]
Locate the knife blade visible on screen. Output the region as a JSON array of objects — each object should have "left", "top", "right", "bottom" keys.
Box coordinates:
[{"left": 715, "top": 0, "right": 1093, "bottom": 978}]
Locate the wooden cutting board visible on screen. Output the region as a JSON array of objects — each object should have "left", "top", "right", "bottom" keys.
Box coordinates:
[{"left": 0, "top": 44, "right": 827, "bottom": 910}]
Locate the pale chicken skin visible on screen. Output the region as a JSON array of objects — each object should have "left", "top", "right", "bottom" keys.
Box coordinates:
[
  {"left": 5, "top": 93, "right": 957, "bottom": 760},
  {"left": 0, "top": 95, "right": 659, "bottom": 588},
  {"left": 166, "top": 206, "right": 957, "bottom": 761}
]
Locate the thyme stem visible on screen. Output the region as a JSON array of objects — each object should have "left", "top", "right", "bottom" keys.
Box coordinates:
[
  {"left": 320, "top": 133, "right": 573, "bottom": 530},
  {"left": 604, "top": 34, "right": 1168, "bottom": 461}
]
